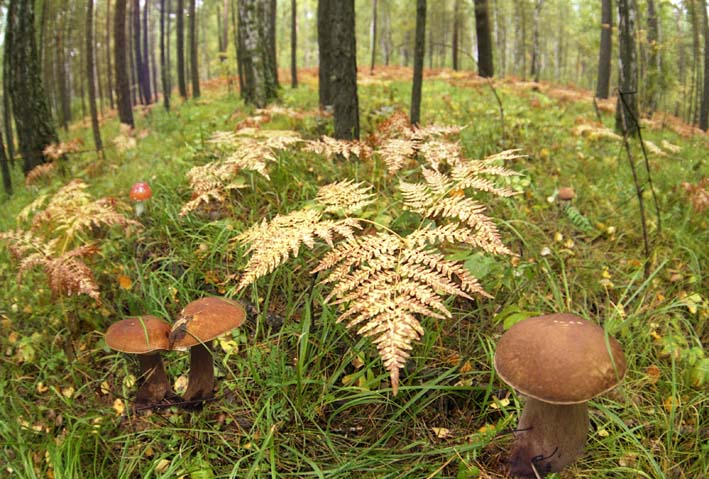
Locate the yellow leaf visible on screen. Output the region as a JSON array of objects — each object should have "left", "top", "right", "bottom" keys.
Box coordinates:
[
  {"left": 489, "top": 396, "right": 510, "bottom": 410},
  {"left": 112, "top": 398, "right": 125, "bottom": 416},
  {"left": 8, "top": 331, "right": 18, "bottom": 345},
  {"left": 554, "top": 232, "right": 564, "bottom": 242},
  {"left": 117, "top": 275, "right": 132, "bottom": 290},
  {"left": 155, "top": 459, "right": 170, "bottom": 473},
  {"left": 597, "top": 427, "right": 609, "bottom": 437},
  {"left": 36, "top": 382, "right": 49, "bottom": 394},
  {"left": 61, "top": 386, "right": 75, "bottom": 399},
  {"left": 478, "top": 424, "right": 496, "bottom": 434},
  {"left": 174, "top": 375, "right": 189, "bottom": 395},
  {"left": 646, "top": 365, "right": 661, "bottom": 384},
  {"left": 602, "top": 269, "right": 612, "bottom": 279},
  {"left": 123, "top": 374, "right": 136, "bottom": 390},
  {"left": 100, "top": 381, "right": 111, "bottom": 395},
  {"left": 663, "top": 395, "right": 679, "bottom": 412},
  {"left": 431, "top": 427, "right": 451, "bottom": 439}
]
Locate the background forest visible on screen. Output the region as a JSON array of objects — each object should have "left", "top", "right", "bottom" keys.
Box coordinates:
[{"left": 0, "top": 0, "right": 707, "bottom": 478}]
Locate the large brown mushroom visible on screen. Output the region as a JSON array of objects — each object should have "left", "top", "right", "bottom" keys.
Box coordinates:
[
  {"left": 494, "top": 313, "right": 626, "bottom": 478},
  {"left": 105, "top": 315, "right": 180, "bottom": 407},
  {"left": 169, "top": 297, "right": 246, "bottom": 405}
]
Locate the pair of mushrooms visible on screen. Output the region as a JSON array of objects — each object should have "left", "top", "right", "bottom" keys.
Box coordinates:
[
  {"left": 494, "top": 313, "right": 626, "bottom": 478},
  {"left": 105, "top": 297, "right": 246, "bottom": 408}
]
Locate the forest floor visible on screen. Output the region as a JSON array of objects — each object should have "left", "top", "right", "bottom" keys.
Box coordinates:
[{"left": 0, "top": 68, "right": 707, "bottom": 478}]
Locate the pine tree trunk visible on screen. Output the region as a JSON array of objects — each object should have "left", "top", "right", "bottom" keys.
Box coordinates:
[
  {"left": 189, "top": 0, "right": 200, "bottom": 97},
  {"left": 114, "top": 0, "right": 135, "bottom": 126},
  {"left": 86, "top": 0, "right": 103, "bottom": 156},
  {"left": 3, "top": 49, "right": 16, "bottom": 162},
  {"left": 233, "top": 0, "right": 245, "bottom": 94},
  {"left": 699, "top": 0, "right": 709, "bottom": 130},
  {"left": 615, "top": 0, "right": 639, "bottom": 133},
  {"left": 150, "top": 1, "right": 159, "bottom": 103},
  {"left": 317, "top": 0, "right": 333, "bottom": 108},
  {"left": 596, "top": 0, "right": 612, "bottom": 99},
  {"left": 530, "top": 0, "right": 544, "bottom": 82},
  {"left": 143, "top": 0, "right": 153, "bottom": 103},
  {"left": 291, "top": 0, "right": 297, "bottom": 87},
  {"left": 370, "top": 0, "right": 378, "bottom": 74},
  {"left": 237, "top": 0, "right": 278, "bottom": 107},
  {"left": 133, "top": 0, "right": 146, "bottom": 104},
  {"left": 269, "top": 0, "right": 278, "bottom": 87},
  {"left": 474, "top": 0, "right": 494, "bottom": 78},
  {"left": 161, "top": 0, "right": 171, "bottom": 111},
  {"left": 177, "top": 0, "right": 188, "bottom": 98},
  {"left": 331, "top": 0, "right": 359, "bottom": 140},
  {"left": 55, "top": 17, "right": 71, "bottom": 130},
  {"left": 106, "top": 0, "right": 115, "bottom": 109},
  {"left": 644, "top": 0, "right": 660, "bottom": 115},
  {"left": 0, "top": 129, "right": 10, "bottom": 195},
  {"left": 452, "top": 0, "right": 460, "bottom": 71},
  {"left": 410, "top": 0, "right": 426, "bottom": 126},
  {"left": 6, "top": 0, "right": 60, "bottom": 174}
]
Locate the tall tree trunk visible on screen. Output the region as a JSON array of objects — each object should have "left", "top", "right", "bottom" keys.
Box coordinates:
[
  {"left": 331, "top": 0, "right": 359, "bottom": 139},
  {"left": 6, "top": 0, "right": 60, "bottom": 174},
  {"left": 0, "top": 129, "right": 10, "bottom": 195},
  {"left": 596, "top": 0, "right": 613, "bottom": 99},
  {"left": 3, "top": 46, "right": 16, "bottom": 162},
  {"left": 237, "top": 0, "right": 278, "bottom": 107},
  {"left": 474, "top": 0, "right": 494, "bottom": 78},
  {"left": 177, "top": 0, "right": 188, "bottom": 98},
  {"left": 291, "top": 0, "right": 298, "bottom": 87},
  {"left": 143, "top": 0, "right": 153, "bottom": 103},
  {"left": 268, "top": 0, "right": 279, "bottom": 87},
  {"left": 514, "top": 0, "right": 527, "bottom": 78},
  {"left": 530, "top": 0, "right": 544, "bottom": 82},
  {"left": 699, "top": 0, "right": 709, "bottom": 130},
  {"left": 643, "top": 0, "right": 660, "bottom": 115},
  {"left": 114, "top": 0, "right": 135, "bottom": 126},
  {"left": 133, "top": 0, "right": 146, "bottom": 104},
  {"left": 86, "top": 0, "right": 103, "bottom": 157},
  {"left": 410, "top": 0, "right": 426, "bottom": 126},
  {"left": 189, "top": 0, "right": 200, "bottom": 97},
  {"left": 615, "top": 0, "right": 639, "bottom": 133},
  {"left": 233, "top": 0, "right": 245, "bottom": 94},
  {"left": 370, "top": 0, "right": 378, "bottom": 74},
  {"left": 106, "top": 0, "right": 115, "bottom": 109},
  {"left": 452, "top": 0, "right": 460, "bottom": 71},
  {"left": 317, "top": 0, "right": 333, "bottom": 108},
  {"left": 161, "top": 0, "right": 171, "bottom": 111},
  {"left": 55, "top": 15, "right": 71, "bottom": 130},
  {"left": 149, "top": 1, "right": 159, "bottom": 102}
]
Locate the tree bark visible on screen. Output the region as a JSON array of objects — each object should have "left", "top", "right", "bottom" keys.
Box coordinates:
[
  {"left": 317, "top": 0, "right": 333, "bottom": 108},
  {"left": 596, "top": 0, "right": 613, "bottom": 99},
  {"left": 452, "top": 0, "right": 460, "bottom": 71},
  {"left": 189, "top": 0, "right": 201, "bottom": 97},
  {"left": 237, "top": 0, "right": 279, "bottom": 107},
  {"left": 530, "top": 0, "right": 544, "bottom": 82},
  {"left": 3, "top": 44, "right": 15, "bottom": 162},
  {"left": 269, "top": 0, "right": 279, "bottom": 87},
  {"left": 6, "top": 0, "right": 60, "bottom": 174},
  {"left": 331, "top": 0, "right": 359, "bottom": 140},
  {"left": 86, "top": 0, "right": 103, "bottom": 157},
  {"left": 114, "top": 0, "right": 135, "bottom": 126},
  {"left": 370, "top": 0, "right": 378, "bottom": 74},
  {"left": 106, "top": 0, "right": 115, "bottom": 110},
  {"left": 615, "top": 0, "right": 639, "bottom": 133},
  {"left": 700, "top": 0, "right": 709, "bottom": 130},
  {"left": 0, "top": 129, "right": 10, "bottom": 195},
  {"left": 177, "top": 0, "right": 188, "bottom": 98},
  {"left": 133, "top": 0, "right": 146, "bottom": 104},
  {"left": 143, "top": 0, "right": 154, "bottom": 104},
  {"left": 161, "top": 0, "right": 171, "bottom": 111},
  {"left": 291, "top": 0, "right": 297, "bottom": 87},
  {"left": 642, "top": 0, "right": 660, "bottom": 116},
  {"left": 474, "top": 0, "right": 494, "bottom": 78},
  {"left": 410, "top": 0, "right": 426, "bottom": 126}
]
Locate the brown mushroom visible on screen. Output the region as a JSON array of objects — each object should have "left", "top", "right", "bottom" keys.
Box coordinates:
[
  {"left": 494, "top": 313, "right": 626, "bottom": 478},
  {"left": 557, "top": 187, "right": 575, "bottom": 201},
  {"left": 169, "top": 297, "right": 246, "bottom": 405},
  {"left": 105, "top": 315, "right": 180, "bottom": 407}
]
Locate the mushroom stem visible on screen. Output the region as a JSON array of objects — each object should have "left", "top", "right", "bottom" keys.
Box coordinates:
[
  {"left": 134, "top": 353, "right": 179, "bottom": 406},
  {"left": 508, "top": 398, "right": 589, "bottom": 478},
  {"left": 183, "top": 341, "right": 215, "bottom": 404}
]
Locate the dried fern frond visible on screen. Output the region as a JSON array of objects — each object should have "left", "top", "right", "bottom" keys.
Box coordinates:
[
  {"left": 304, "top": 136, "right": 373, "bottom": 160},
  {"left": 316, "top": 180, "right": 374, "bottom": 214},
  {"left": 371, "top": 110, "right": 413, "bottom": 144},
  {"left": 643, "top": 140, "right": 666, "bottom": 157},
  {"left": 0, "top": 229, "right": 57, "bottom": 260},
  {"left": 235, "top": 208, "right": 361, "bottom": 290},
  {"left": 417, "top": 140, "right": 462, "bottom": 171},
  {"left": 661, "top": 140, "right": 681, "bottom": 154},
  {"left": 378, "top": 138, "right": 419, "bottom": 174},
  {"left": 181, "top": 161, "right": 245, "bottom": 215},
  {"left": 412, "top": 124, "right": 464, "bottom": 141},
  {"left": 25, "top": 162, "right": 58, "bottom": 187},
  {"left": 18, "top": 244, "right": 100, "bottom": 301},
  {"left": 313, "top": 232, "right": 489, "bottom": 394}
]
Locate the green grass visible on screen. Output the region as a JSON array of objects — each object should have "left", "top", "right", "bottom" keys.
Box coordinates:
[{"left": 1, "top": 71, "right": 707, "bottom": 478}]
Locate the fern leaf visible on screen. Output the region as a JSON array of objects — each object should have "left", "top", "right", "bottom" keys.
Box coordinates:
[
  {"left": 377, "top": 138, "right": 419, "bottom": 174},
  {"left": 417, "top": 140, "right": 462, "bottom": 170},
  {"left": 305, "top": 136, "right": 372, "bottom": 160},
  {"left": 316, "top": 180, "right": 374, "bottom": 214}
]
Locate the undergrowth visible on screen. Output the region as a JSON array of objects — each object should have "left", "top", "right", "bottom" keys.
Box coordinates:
[{"left": 0, "top": 70, "right": 706, "bottom": 478}]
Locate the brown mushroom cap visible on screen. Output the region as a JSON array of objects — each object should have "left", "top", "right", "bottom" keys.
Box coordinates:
[
  {"left": 494, "top": 313, "right": 626, "bottom": 404},
  {"left": 557, "top": 187, "right": 576, "bottom": 201},
  {"left": 170, "top": 297, "right": 246, "bottom": 351},
  {"left": 105, "top": 315, "right": 171, "bottom": 354}
]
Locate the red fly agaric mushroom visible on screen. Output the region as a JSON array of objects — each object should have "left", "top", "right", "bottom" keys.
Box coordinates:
[
  {"left": 169, "top": 297, "right": 246, "bottom": 406},
  {"left": 105, "top": 315, "right": 180, "bottom": 407},
  {"left": 494, "top": 313, "right": 626, "bottom": 478},
  {"left": 129, "top": 181, "right": 152, "bottom": 216}
]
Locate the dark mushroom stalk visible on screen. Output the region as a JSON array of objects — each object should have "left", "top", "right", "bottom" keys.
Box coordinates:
[
  {"left": 105, "top": 315, "right": 180, "bottom": 408},
  {"left": 494, "top": 313, "right": 626, "bottom": 478},
  {"left": 170, "top": 297, "right": 246, "bottom": 407}
]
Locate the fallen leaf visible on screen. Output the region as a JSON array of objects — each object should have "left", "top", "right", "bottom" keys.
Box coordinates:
[
  {"left": 431, "top": 427, "right": 451, "bottom": 439},
  {"left": 174, "top": 375, "right": 189, "bottom": 395},
  {"left": 117, "top": 275, "right": 132, "bottom": 290},
  {"left": 645, "top": 365, "right": 661, "bottom": 385},
  {"left": 112, "top": 398, "right": 125, "bottom": 416},
  {"left": 61, "top": 386, "right": 75, "bottom": 399}
]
